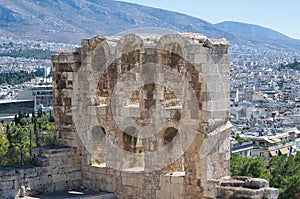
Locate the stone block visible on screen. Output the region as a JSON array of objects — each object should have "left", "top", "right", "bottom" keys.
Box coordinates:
[
  {"left": 194, "top": 53, "right": 208, "bottom": 64},
  {"left": 264, "top": 188, "right": 279, "bottom": 199},
  {"left": 244, "top": 178, "right": 269, "bottom": 189},
  {"left": 160, "top": 175, "right": 171, "bottom": 184},
  {"left": 54, "top": 181, "right": 67, "bottom": 191},
  {"left": 48, "top": 157, "right": 63, "bottom": 167},
  {"left": 0, "top": 189, "right": 19, "bottom": 198},
  {"left": 170, "top": 176, "right": 184, "bottom": 184},
  {"left": 1, "top": 173, "right": 22, "bottom": 181},
  {"left": 31, "top": 175, "right": 51, "bottom": 188},
  {"left": 52, "top": 174, "right": 67, "bottom": 183},
  {"left": 118, "top": 106, "right": 140, "bottom": 117},
  {"left": 220, "top": 180, "right": 245, "bottom": 187},
  {"left": 154, "top": 72, "right": 165, "bottom": 83},
  {"left": 122, "top": 177, "right": 134, "bottom": 186},
  {"left": 158, "top": 191, "right": 170, "bottom": 199},
  {"left": 43, "top": 183, "right": 55, "bottom": 193},
  {"left": 24, "top": 168, "right": 37, "bottom": 178},
  {"left": 58, "top": 165, "right": 81, "bottom": 174},
  {"left": 218, "top": 138, "right": 231, "bottom": 153},
  {"left": 90, "top": 166, "right": 108, "bottom": 175},
  {"left": 34, "top": 157, "right": 50, "bottom": 167},
  {"left": 67, "top": 171, "right": 82, "bottom": 181},
  {"left": 170, "top": 183, "right": 184, "bottom": 199},
  {"left": 160, "top": 181, "right": 171, "bottom": 193},
  {"left": 133, "top": 177, "right": 144, "bottom": 188},
  {"left": 0, "top": 181, "right": 14, "bottom": 191}
]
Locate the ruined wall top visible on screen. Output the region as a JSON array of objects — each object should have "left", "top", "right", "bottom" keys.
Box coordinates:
[{"left": 52, "top": 33, "right": 230, "bottom": 65}]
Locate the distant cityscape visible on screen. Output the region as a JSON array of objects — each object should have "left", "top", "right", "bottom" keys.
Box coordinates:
[
  {"left": 0, "top": 36, "right": 299, "bottom": 160},
  {"left": 0, "top": 37, "right": 78, "bottom": 120},
  {"left": 230, "top": 43, "right": 300, "bottom": 159}
]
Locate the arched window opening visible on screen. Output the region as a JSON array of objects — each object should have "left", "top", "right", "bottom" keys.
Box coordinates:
[
  {"left": 91, "top": 125, "right": 107, "bottom": 165},
  {"left": 123, "top": 126, "right": 138, "bottom": 153},
  {"left": 163, "top": 127, "right": 178, "bottom": 145},
  {"left": 161, "top": 127, "right": 184, "bottom": 173},
  {"left": 120, "top": 41, "right": 141, "bottom": 75},
  {"left": 160, "top": 42, "right": 184, "bottom": 72},
  {"left": 95, "top": 63, "right": 117, "bottom": 105}
]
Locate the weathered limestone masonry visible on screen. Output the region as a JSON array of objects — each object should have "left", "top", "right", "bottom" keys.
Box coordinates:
[
  {"left": 0, "top": 147, "right": 81, "bottom": 198},
  {"left": 52, "top": 33, "right": 278, "bottom": 199}
]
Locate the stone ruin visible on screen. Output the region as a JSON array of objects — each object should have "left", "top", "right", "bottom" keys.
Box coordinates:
[
  {"left": 0, "top": 33, "right": 278, "bottom": 199},
  {"left": 50, "top": 33, "right": 278, "bottom": 199}
]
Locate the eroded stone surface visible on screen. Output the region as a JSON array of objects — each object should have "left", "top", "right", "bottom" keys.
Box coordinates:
[
  {"left": 50, "top": 33, "right": 277, "bottom": 199},
  {"left": 0, "top": 33, "right": 278, "bottom": 199}
]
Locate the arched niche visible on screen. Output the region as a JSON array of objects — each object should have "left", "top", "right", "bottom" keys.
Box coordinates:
[
  {"left": 163, "top": 127, "right": 178, "bottom": 145},
  {"left": 157, "top": 34, "right": 204, "bottom": 108},
  {"left": 161, "top": 127, "right": 185, "bottom": 173},
  {"left": 95, "top": 62, "right": 118, "bottom": 106},
  {"left": 157, "top": 33, "right": 188, "bottom": 70},
  {"left": 91, "top": 40, "right": 117, "bottom": 106},
  {"left": 122, "top": 126, "right": 138, "bottom": 153},
  {"left": 90, "top": 125, "right": 107, "bottom": 165},
  {"left": 91, "top": 40, "right": 110, "bottom": 72},
  {"left": 115, "top": 34, "right": 144, "bottom": 75}
]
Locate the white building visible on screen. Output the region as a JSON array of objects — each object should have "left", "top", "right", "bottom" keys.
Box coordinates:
[{"left": 32, "top": 85, "right": 54, "bottom": 111}]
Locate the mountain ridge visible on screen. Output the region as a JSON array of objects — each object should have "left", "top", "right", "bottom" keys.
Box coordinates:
[
  {"left": 215, "top": 21, "right": 300, "bottom": 50},
  {"left": 0, "top": 0, "right": 299, "bottom": 53}
]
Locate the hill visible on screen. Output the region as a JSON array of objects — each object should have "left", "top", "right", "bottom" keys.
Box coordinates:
[
  {"left": 215, "top": 21, "right": 300, "bottom": 50},
  {"left": 0, "top": 0, "right": 299, "bottom": 53},
  {"left": 0, "top": 0, "right": 235, "bottom": 43}
]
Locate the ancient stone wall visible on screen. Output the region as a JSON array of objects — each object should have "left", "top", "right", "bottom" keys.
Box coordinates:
[
  {"left": 52, "top": 49, "right": 81, "bottom": 147},
  {"left": 51, "top": 33, "right": 278, "bottom": 199},
  {"left": 0, "top": 147, "right": 81, "bottom": 198}
]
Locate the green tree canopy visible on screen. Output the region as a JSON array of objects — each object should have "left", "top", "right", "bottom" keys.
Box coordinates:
[{"left": 231, "top": 152, "right": 300, "bottom": 199}]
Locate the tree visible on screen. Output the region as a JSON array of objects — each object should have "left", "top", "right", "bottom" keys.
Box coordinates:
[
  {"left": 14, "top": 115, "right": 19, "bottom": 125},
  {"left": 5, "top": 125, "right": 30, "bottom": 165},
  {"left": 37, "top": 106, "right": 43, "bottom": 118},
  {"left": 49, "top": 110, "right": 55, "bottom": 122},
  {"left": 0, "top": 49, "right": 55, "bottom": 60},
  {"left": 19, "top": 117, "right": 30, "bottom": 126},
  {"left": 1, "top": 111, "right": 56, "bottom": 167},
  {"left": 230, "top": 153, "right": 270, "bottom": 180},
  {"left": 0, "top": 128, "right": 9, "bottom": 166},
  {"left": 231, "top": 152, "right": 300, "bottom": 199},
  {"left": 0, "top": 71, "right": 36, "bottom": 86},
  {"left": 281, "top": 175, "right": 300, "bottom": 199},
  {"left": 33, "top": 118, "right": 40, "bottom": 147},
  {"left": 268, "top": 153, "right": 300, "bottom": 199}
]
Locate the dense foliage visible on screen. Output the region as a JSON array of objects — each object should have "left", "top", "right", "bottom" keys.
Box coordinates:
[
  {"left": 0, "top": 110, "right": 55, "bottom": 167},
  {"left": 269, "top": 154, "right": 300, "bottom": 199},
  {"left": 0, "top": 71, "right": 36, "bottom": 85},
  {"left": 281, "top": 60, "right": 300, "bottom": 71},
  {"left": 0, "top": 49, "right": 55, "bottom": 60},
  {"left": 230, "top": 153, "right": 270, "bottom": 180},
  {"left": 0, "top": 68, "right": 49, "bottom": 85},
  {"left": 232, "top": 134, "right": 251, "bottom": 145},
  {"left": 231, "top": 153, "right": 300, "bottom": 199}
]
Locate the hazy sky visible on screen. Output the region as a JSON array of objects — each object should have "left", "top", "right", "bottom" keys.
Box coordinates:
[{"left": 117, "top": 0, "right": 300, "bottom": 39}]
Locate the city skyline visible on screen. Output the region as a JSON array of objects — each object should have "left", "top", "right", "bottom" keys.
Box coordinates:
[{"left": 118, "top": 0, "right": 300, "bottom": 39}]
